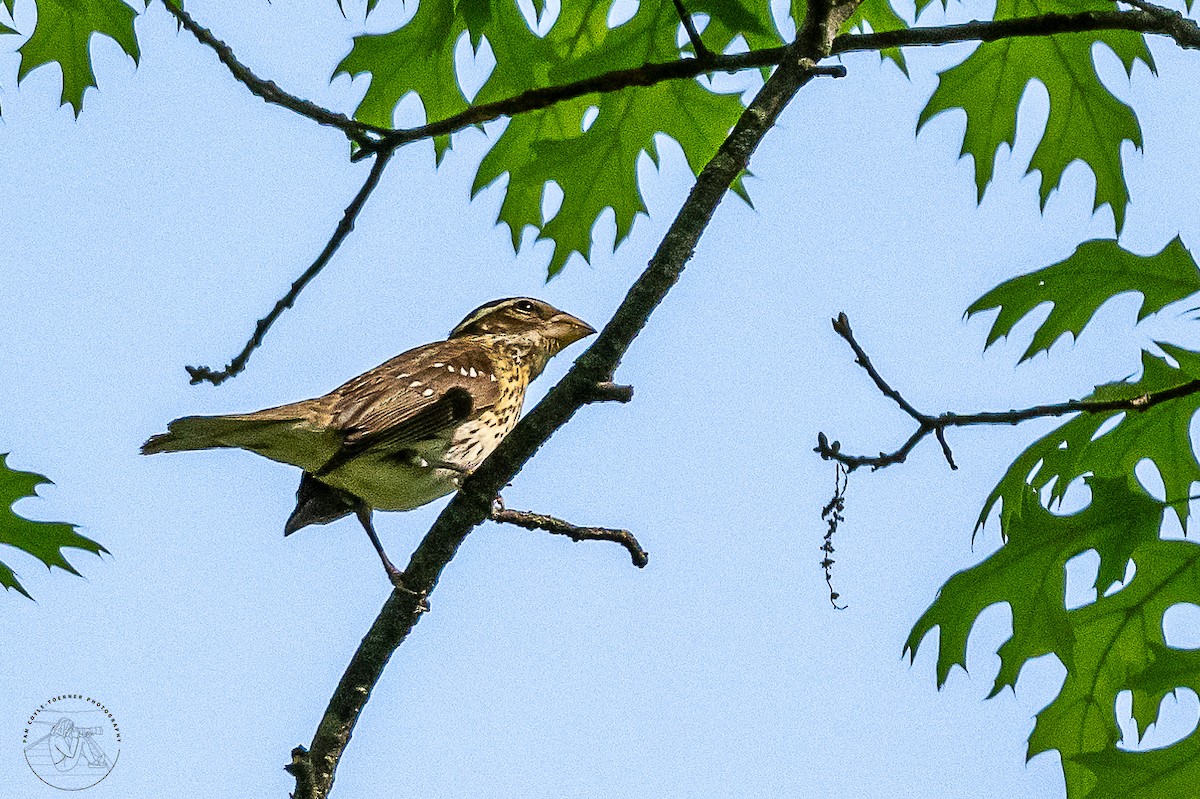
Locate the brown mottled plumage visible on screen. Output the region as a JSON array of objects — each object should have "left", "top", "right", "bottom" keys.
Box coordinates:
[{"left": 142, "top": 298, "right": 595, "bottom": 586}]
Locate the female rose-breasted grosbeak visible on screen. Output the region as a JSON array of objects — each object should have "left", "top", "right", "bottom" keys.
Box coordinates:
[{"left": 143, "top": 297, "right": 595, "bottom": 585}]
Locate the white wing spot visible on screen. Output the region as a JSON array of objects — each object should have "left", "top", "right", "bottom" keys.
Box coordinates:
[
  {"left": 409, "top": 380, "right": 423, "bottom": 388},
  {"left": 460, "top": 367, "right": 469, "bottom": 376},
  {"left": 469, "top": 367, "right": 478, "bottom": 377},
  {"left": 489, "top": 374, "right": 497, "bottom": 382},
  {"left": 447, "top": 365, "right": 456, "bottom": 373},
  {"left": 422, "top": 388, "right": 434, "bottom": 397},
  {"left": 398, "top": 373, "right": 410, "bottom": 379},
  {"left": 432, "top": 363, "right": 444, "bottom": 368}
]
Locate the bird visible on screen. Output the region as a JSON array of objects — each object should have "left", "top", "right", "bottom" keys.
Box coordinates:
[{"left": 142, "top": 297, "right": 596, "bottom": 588}]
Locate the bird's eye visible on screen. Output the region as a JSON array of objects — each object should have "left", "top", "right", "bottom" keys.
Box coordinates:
[{"left": 514, "top": 300, "right": 536, "bottom": 314}]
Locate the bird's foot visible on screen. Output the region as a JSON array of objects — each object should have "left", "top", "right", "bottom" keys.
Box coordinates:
[{"left": 386, "top": 567, "right": 430, "bottom": 613}]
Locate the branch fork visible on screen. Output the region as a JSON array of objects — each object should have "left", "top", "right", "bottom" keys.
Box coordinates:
[{"left": 816, "top": 312, "right": 1200, "bottom": 472}]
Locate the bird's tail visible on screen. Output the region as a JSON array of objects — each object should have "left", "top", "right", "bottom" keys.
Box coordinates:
[{"left": 141, "top": 414, "right": 300, "bottom": 455}]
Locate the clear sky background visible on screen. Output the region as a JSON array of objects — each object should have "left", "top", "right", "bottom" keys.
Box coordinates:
[{"left": 2, "top": 1, "right": 1200, "bottom": 797}]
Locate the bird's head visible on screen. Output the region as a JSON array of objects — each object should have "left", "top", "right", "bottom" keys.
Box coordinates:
[{"left": 449, "top": 297, "right": 596, "bottom": 378}]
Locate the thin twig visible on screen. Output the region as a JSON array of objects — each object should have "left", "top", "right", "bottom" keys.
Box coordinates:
[
  {"left": 832, "top": 313, "right": 924, "bottom": 422},
  {"left": 491, "top": 506, "right": 648, "bottom": 568},
  {"left": 815, "top": 314, "right": 1200, "bottom": 471},
  {"left": 672, "top": 0, "right": 715, "bottom": 62},
  {"left": 186, "top": 149, "right": 395, "bottom": 385},
  {"left": 289, "top": 0, "right": 865, "bottom": 793},
  {"left": 161, "top": 0, "right": 382, "bottom": 147}
]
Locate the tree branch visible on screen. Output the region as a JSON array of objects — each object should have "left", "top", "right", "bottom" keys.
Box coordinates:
[
  {"left": 491, "top": 506, "right": 649, "bottom": 568},
  {"left": 815, "top": 313, "right": 1200, "bottom": 471},
  {"left": 186, "top": 149, "right": 395, "bottom": 385},
  {"left": 353, "top": 9, "right": 1197, "bottom": 161},
  {"left": 288, "top": 0, "right": 864, "bottom": 794},
  {"left": 169, "top": 2, "right": 1199, "bottom": 382},
  {"left": 166, "top": 0, "right": 1200, "bottom": 160}
]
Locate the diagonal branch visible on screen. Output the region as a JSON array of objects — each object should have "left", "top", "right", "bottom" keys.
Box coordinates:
[
  {"left": 185, "top": 149, "right": 395, "bottom": 385},
  {"left": 815, "top": 313, "right": 1200, "bottom": 471},
  {"left": 287, "top": 0, "right": 864, "bottom": 795}
]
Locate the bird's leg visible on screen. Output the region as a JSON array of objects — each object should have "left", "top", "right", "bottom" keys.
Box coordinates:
[
  {"left": 354, "top": 504, "right": 428, "bottom": 609},
  {"left": 354, "top": 503, "right": 401, "bottom": 581}
]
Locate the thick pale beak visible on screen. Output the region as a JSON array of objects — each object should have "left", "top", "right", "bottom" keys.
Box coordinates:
[{"left": 548, "top": 311, "right": 597, "bottom": 347}]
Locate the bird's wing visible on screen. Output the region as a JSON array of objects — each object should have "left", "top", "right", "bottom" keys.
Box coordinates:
[{"left": 324, "top": 339, "right": 503, "bottom": 461}]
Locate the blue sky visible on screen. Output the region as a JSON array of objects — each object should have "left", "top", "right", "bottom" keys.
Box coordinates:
[{"left": 2, "top": 1, "right": 1200, "bottom": 797}]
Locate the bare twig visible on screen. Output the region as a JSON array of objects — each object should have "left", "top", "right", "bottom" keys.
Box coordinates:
[
  {"left": 160, "top": 1, "right": 382, "bottom": 147},
  {"left": 832, "top": 313, "right": 924, "bottom": 422},
  {"left": 186, "top": 149, "right": 395, "bottom": 385},
  {"left": 289, "top": 0, "right": 865, "bottom": 794},
  {"left": 672, "top": 0, "right": 715, "bottom": 62},
  {"left": 491, "top": 506, "right": 648, "bottom": 568},
  {"left": 815, "top": 313, "right": 1200, "bottom": 471}
]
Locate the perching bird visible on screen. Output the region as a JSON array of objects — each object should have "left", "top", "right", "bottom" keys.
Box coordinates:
[{"left": 142, "top": 297, "right": 596, "bottom": 587}]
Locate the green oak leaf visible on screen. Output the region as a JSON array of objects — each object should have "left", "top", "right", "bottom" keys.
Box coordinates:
[
  {"left": 16, "top": 0, "right": 141, "bottom": 116},
  {"left": 1073, "top": 730, "right": 1200, "bottom": 799},
  {"left": 979, "top": 350, "right": 1200, "bottom": 535},
  {"left": 905, "top": 477, "right": 1162, "bottom": 693},
  {"left": 911, "top": 471, "right": 1200, "bottom": 798},
  {"left": 1032, "top": 539, "right": 1200, "bottom": 795},
  {"left": 1118, "top": 640, "right": 1200, "bottom": 741},
  {"left": 473, "top": 0, "right": 749, "bottom": 274},
  {"left": 968, "top": 237, "right": 1200, "bottom": 362},
  {"left": 340, "top": 0, "right": 771, "bottom": 275},
  {"left": 0, "top": 454, "right": 106, "bottom": 599},
  {"left": 685, "top": 0, "right": 782, "bottom": 60},
  {"left": 917, "top": 0, "right": 1153, "bottom": 231},
  {"left": 1157, "top": 341, "right": 1200, "bottom": 382},
  {"left": 335, "top": 0, "right": 470, "bottom": 160}
]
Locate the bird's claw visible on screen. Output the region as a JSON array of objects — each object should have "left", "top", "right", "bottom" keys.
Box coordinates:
[{"left": 386, "top": 568, "right": 430, "bottom": 613}]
